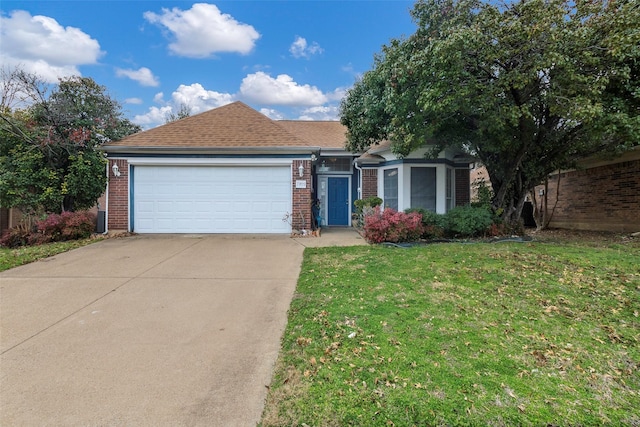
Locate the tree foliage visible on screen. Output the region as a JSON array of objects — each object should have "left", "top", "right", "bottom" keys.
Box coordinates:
[
  {"left": 164, "top": 102, "right": 192, "bottom": 124},
  {"left": 0, "top": 70, "right": 141, "bottom": 214},
  {"left": 340, "top": 0, "right": 640, "bottom": 221}
]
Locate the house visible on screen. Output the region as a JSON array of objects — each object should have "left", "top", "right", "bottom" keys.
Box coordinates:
[
  {"left": 536, "top": 146, "right": 640, "bottom": 232},
  {"left": 101, "top": 101, "right": 471, "bottom": 234},
  {"left": 0, "top": 206, "right": 22, "bottom": 234}
]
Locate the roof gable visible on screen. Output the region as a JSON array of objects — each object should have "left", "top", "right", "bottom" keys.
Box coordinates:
[{"left": 103, "top": 101, "right": 311, "bottom": 150}]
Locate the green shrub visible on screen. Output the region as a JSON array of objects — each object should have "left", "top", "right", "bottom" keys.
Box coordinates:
[
  {"left": 444, "top": 205, "right": 494, "bottom": 237},
  {"left": 354, "top": 196, "right": 383, "bottom": 227},
  {"left": 354, "top": 196, "right": 383, "bottom": 212},
  {"left": 405, "top": 208, "right": 446, "bottom": 239},
  {"left": 471, "top": 178, "right": 493, "bottom": 208}
]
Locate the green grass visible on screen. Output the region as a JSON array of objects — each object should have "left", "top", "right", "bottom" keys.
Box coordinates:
[
  {"left": 261, "top": 241, "right": 640, "bottom": 426},
  {"left": 0, "top": 238, "right": 100, "bottom": 272}
]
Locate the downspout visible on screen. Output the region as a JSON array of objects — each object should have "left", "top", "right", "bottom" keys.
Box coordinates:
[
  {"left": 353, "top": 159, "right": 362, "bottom": 200},
  {"left": 103, "top": 160, "right": 109, "bottom": 234}
]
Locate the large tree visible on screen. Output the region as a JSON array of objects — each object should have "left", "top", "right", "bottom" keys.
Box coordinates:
[
  {"left": 0, "top": 70, "right": 140, "bottom": 214},
  {"left": 341, "top": 0, "right": 640, "bottom": 222}
]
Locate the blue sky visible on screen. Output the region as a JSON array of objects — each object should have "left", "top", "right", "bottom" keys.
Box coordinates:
[{"left": 1, "top": 1, "right": 416, "bottom": 128}]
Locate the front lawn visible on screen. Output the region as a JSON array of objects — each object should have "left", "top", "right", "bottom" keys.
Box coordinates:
[
  {"left": 0, "top": 238, "right": 100, "bottom": 272},
  {"left": 262, "top": 241, "right": 640, "bottom": 426}
]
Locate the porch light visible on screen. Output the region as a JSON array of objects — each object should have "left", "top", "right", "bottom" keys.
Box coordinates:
[
  {"left": 112, "top": 163, "right": 121, "bottom": 177},
  {"left": 298, "top": 162, "right": 304, "bottom": 177}
]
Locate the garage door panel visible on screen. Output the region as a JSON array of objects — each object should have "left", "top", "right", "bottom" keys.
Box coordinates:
[
  {"left": 133, "top": 165, "right": 291, "bottom": 233},
  {"left": 194, "top": 201, "right": 212, "bottom": 212}
]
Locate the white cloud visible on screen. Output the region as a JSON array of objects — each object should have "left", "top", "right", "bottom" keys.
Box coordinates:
[
  {"left": 124, "top": 97, "right": 144, "bottom": 105},
  {"left": 133, "top": 105, "right": 173, "bottom": 127},
  {"left": 171, "top": 83, "right": 234, "bottom": 114},
  {"left": 153, "top": 92, "right": 165, "bottom": 104},
  {"left": 298, "top": 106, "right": 340, "bottom": 121},
  {"left": 260, "top": 108, "right": 285, "bottom": 120},
  {"left": 133, "top": 83, "right": 234, "bottom": 128},
  {"left": 0, "top": 10, "right": 103, "bottom": 82},
  {"left": 327, "top": 87, "right": 348, "bottom": 102},
  {"left": 115, "top": 67, "right": 159, "bottom": 87},
  {"left": 240, "top": 72, "right": 327, "bottom": 106},
  {"left": 289, "top": 36, "right": 323, "bottom": 59},
  {"left": 144, "top": 3, "right": 260, "bottom": 58}
]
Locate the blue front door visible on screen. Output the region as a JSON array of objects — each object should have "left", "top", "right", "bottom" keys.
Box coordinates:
[{"left": 328, "top": 177, "right": 349, "bottom": 225}]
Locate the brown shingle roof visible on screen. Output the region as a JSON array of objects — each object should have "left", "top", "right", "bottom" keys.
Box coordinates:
[
  {"left": 276, "top": 120, "right": 348, "bottom": 149},
  {"left": 103, "top": 101, "right": 313, "bottom": 150}
]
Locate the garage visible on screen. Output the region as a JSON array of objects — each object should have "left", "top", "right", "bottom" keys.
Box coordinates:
[{"left": 132, "top": 165, "right": 292, "bottom": 233}]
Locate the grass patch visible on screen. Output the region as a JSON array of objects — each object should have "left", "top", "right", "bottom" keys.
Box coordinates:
[
  {"left": 0, "top": 238, "right": 100, "bottom": 272},
  {"left": 262, "top": 241, "right": 640, "bottom": 426}
]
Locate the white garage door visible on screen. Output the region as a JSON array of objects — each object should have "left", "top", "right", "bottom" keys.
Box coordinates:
[{"left": 133, "top": 165, "right": 291, "bottom": 233}]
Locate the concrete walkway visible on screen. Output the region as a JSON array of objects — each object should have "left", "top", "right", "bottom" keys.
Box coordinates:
[
  {"left": 0, "top": 229, "right": 366, "bottom": 426},
  {"left": 292, "top": 226, "right": 368, "bottom": 248}
]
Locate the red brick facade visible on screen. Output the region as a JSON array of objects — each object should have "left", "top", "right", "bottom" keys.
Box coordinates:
[
  {"left": 107, "top": 159, "right": 129, "bottom": 231},
  {"left": 361, "top": 168, "right": 378, "bottom": 199},
  {"left": 540, "top": 156, "right": 640, "bottom": 232},
  {"left": 106, "top": 159, "right": 315, "bottom": 233},
  {"left": 455, "top": 168, "right": 471, "bottom": 206},
  {"left": 291, "top": 160, "right": 312, "bottom": 231}
]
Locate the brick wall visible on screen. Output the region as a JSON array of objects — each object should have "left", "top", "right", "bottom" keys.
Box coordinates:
[
  {"left": 107, "top": 159, "right": 129, "bottom": 230},
  {"left": 291, "top": 160, "right": 312, "bottom": 231},
  {"left": 455, "top": 168, "right": 471, "bottom": 206},
  {"left": 542, "top": 158, "right": 640, "bottom": 232},
  {"left": 361, "top": 168, "right": 378, "bottom": 199}
]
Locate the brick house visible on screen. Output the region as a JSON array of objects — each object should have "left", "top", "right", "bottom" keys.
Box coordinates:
[
  {"left": 536, "top": 147, "right": 640, "bottom": 232},
  {"left": 101, "top": 101, "right": 471, "bottom": 234}
]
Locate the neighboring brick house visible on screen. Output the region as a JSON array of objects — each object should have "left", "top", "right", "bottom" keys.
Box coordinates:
[
  {"left": 0, "top": 207, "right": 22, "bottom": 235},
  {"left": 100, "top": 102, "right": 472, "bottom": 234},
  {"left": 464, "top": 147, "right": 639, "bottom": 233},
  {"left": 537, "top": 147, "right": 640, "bottom": 232}
]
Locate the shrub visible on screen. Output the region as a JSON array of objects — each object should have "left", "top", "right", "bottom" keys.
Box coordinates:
[
  {"left": 363, "top": 207, "right": 424, "bottom": 243},
  {"left": 1, "top": 210, "right": 96, "bottom": 248},
  {"left": 0, "top": 228, "right": 33, "bottom": 248},
  {"left": 471, "top": 178, "right": 493, "bottom": 208},
  {"left": 354, "top": 196, "right": 384, "bottom": 228},
  {"left": 405, "top": 208, "right": 446, "bottom": 239},
  {"left": 444, "top": 205, "right": 494, "bottom": 237},
  {"left": 487, "top": 219, "right": 525, "bottom": 237},
  {"left": 37, "top": 211, "right": 96, "bottom": 241},
  {"left": 354, "top": 196, "right": 383, "bottom": 211}
]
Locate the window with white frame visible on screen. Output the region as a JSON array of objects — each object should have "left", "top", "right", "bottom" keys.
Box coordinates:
[
  {"left": 446, "top": 168, "right": 454, "bottom": 211},
  {"left": 411, "top": 167, "right": 436, "bottom": 211},
  {"left": 383, "top": 168, "right": 398, "bottom": 210}
]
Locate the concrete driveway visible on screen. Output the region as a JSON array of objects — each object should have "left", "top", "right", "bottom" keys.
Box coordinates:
[{"left": 0, "top": 234, "right": 305, "bottom": 426}]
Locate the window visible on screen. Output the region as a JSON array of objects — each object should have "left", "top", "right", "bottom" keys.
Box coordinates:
[
  {"left": 383, "top": 168, "right": 398, "bottom": 210},
  {"left": 446, "top": 168, "right": 454, "bottom": 211},
  {"left": 317, "top": 157, "right": 352, "bottom": 173},
  {"left": 411, "top": 167, "right": 436, "bottom": 211}
]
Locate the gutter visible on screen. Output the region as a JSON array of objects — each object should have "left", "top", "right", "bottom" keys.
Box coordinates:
[{"left": 99, "top": 145, "right": 322, "bottom": 156}]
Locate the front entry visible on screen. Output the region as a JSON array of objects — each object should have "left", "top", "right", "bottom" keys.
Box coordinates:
[{"left": 327, "top": 177, "right": 350, "bottom": 225}]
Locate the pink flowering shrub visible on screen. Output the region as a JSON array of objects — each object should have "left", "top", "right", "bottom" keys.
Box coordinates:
[{"left": 363, "top": 207, "right": 424, "bottom": 244}]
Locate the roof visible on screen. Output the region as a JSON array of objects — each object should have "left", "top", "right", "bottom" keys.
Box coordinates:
[
  {"left": 102, "top": 101, "right": 313, "bottom": 152},
  {"left": 277, "top": 120, "right": 348, "bottom": 149},
  {"left": 102, "top": 101, "right": 355, "bottom": 154}
]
